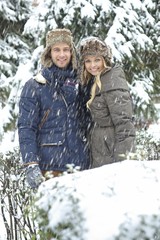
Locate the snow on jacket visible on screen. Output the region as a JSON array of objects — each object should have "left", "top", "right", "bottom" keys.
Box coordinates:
[
  {"left": 85, "top": 65, "right": 135, "bottom": 168},
  {"left": 18, "top": 64, "right": 90, "bottom": 171}
]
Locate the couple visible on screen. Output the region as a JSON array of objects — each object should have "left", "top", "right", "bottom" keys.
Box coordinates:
[{"left": 18, "top": 28, "right": 135, "bottom": 189}]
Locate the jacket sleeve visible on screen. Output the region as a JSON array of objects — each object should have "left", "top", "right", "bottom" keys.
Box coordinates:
[
  {"left": 104, "top": 88, "right": 135, "bottom": 162},
  {"left": 17, "top": 79, "right": 40, "bottom": 164}
]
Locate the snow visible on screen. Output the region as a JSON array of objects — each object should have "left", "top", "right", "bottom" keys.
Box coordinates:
[
  {"left": 1, "top": 157, "right": 160, "bottom": 239},
  {"left": 35, "top": 160, "right": 160, "bottom": 239},
  {"left": 0, "top": 0, "right": 160, "bottom": 239}
]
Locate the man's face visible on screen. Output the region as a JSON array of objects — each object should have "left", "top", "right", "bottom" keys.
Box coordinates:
[{"left": 51, "top": 42, "right": 72, "bottom": 68}]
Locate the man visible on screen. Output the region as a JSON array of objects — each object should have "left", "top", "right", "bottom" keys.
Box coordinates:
[{"left": 18, "top": 29, "right": 90, "bottom": 189}]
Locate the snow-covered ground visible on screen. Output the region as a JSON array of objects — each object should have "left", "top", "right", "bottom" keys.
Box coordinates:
[
  {"left": 0, "top": 150, "right": 160, "bottom": 239},
  {"left": 35, "top": 159, "right": 160, "bottom": 240}
]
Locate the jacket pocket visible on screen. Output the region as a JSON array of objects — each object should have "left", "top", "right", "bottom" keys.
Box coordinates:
[
  {"left": 40, "top": 141, "right": 64, "bottom": 147},
  {"left": 39, "top": 133, "right": 65, "bottom": 146}
]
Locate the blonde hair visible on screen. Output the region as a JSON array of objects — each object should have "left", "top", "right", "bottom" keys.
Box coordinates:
[
  {"left": 86, "top": 74, "right": 101, "bottom": 109},
  {"left": 86, "top": 58, "right": 111, "bottom": 109}
]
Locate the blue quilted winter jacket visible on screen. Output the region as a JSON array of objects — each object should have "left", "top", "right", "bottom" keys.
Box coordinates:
[{"left": 18, "top": 65, "right": 90, "bottom": 171}]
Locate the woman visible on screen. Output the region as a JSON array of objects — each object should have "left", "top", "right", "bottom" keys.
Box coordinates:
[
  {"left": 78, "top": 36, "right": 135, "bottom": 168},
  {"left": 18, "top": 29, "right": 90, "bottom": 189}
]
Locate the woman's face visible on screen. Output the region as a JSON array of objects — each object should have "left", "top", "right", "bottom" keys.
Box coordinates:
[{"left": 84, "top": 55, "right": 105, "bottom": 76}]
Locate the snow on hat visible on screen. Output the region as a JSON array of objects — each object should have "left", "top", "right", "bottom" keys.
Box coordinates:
[
  {"left": 41, "top": 28, "right": 77, "bottom": 69},
  {"left": 78, "top": 36, "right": 112, "bottom": 84}
]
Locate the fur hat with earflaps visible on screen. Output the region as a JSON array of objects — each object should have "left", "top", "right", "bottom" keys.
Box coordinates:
[
  {"left": 77, "top": 36, "right": 112, "bottom": 85},
  {"left": 41, "top": 28, "right": 77, "bottom": 69}
]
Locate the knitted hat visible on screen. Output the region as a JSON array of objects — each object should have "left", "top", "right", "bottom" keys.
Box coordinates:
[
  {"left": 41, "top": 28, "right": 77, "bottom": 69},
  {"left": 78, "top": 36, "right": 112, "bottom": 84}
]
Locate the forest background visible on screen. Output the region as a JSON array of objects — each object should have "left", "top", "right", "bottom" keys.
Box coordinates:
[{"left": 0, "top": 0, "right": 160, "bottom": 148}]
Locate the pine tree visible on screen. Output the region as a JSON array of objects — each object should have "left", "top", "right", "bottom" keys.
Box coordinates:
[
  {"left": 0, "top": 0, "right": 33, "bottom": 139},
  {"left": 104, "top": 0, "right": 160, "bottom": 120},
  {"left": 0, "top": 0, "right": 159, "bottom": 145}
]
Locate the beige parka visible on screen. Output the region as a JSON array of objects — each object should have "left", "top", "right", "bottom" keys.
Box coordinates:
[{"left": 89, "top": 64, "right": 135, "bottom": 168}]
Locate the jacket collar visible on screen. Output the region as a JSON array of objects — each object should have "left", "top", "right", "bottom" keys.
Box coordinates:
[{"left": 41, "top": 64, "right": 77, "bottom": 84}]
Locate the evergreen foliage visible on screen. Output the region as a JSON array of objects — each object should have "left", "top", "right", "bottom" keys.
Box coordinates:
[
  {"left": 0, "top": 0, "right": 33, "bottom": 134},
  {"left": 0, "top": 0, "right": 159, "bottom": 173},
  {"left": 0, "top": 0, "right": 159, "bottom": 140}
]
